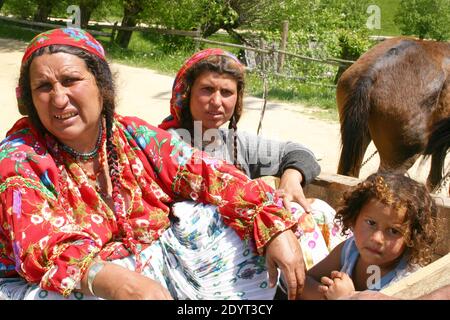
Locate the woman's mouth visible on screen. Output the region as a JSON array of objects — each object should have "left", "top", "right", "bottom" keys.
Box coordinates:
[
  {"left": 206, "top": 111, "right": 223, "bottom": 120},
  {"left": 54, "top": 112, "right": 77, "bottom": 120}
]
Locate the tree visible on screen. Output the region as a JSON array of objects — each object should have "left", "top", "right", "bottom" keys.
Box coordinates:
[
  {"left": 0, "top": 0, "right": 5, "bottom": 12},
  {"left": 33, "top": 0, "right": 57, "bottom": 22},
  {"left": 77, "top": 0, "right": 103, "bottom": 28},
  {"left": 395, "top": 0, "right": 450, "bottom": 40},
  {"left": 115, "top": 0, "right": 146, "bottom": 48},
  {"left": 2, "top": 0, "right": 36, "bottom": 19}
]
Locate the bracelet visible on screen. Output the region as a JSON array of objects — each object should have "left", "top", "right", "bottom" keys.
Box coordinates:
[{"left": 87, "top": 261, "right": 105, "bottom": 296}]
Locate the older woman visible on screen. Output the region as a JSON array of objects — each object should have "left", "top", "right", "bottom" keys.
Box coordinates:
[
  {"left": 0, "top": 28, "right": 305, "bottom": 300},
  {"left": 159, "top": 49, "right": 347, "bottom": 271}
]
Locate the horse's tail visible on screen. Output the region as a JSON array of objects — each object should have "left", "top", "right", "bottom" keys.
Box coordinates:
[
  {"left": 424, "top": 117, "right": 450, "bottom": 188},
  {"left": 337, "top": 75, "right": 373, "bottom": 176}
]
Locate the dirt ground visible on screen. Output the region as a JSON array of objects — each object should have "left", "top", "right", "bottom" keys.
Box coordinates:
[{"left": 0, "top": 37, "right": 446, "bottom": 190}]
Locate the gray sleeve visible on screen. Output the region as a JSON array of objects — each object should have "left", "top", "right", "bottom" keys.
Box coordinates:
[{"left": 237, "top": 130, "right": 321, "bottom": 184}]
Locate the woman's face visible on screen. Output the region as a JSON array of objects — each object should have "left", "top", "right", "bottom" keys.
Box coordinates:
[
  {"left": 189, "top": 71, "right": 238, "bottom": 132},
  {"left": 29, "top": 52, "right": 102, "bottom": 151},
  {"left": 353, "top": 198, "right": 407, "bottom": 270}
]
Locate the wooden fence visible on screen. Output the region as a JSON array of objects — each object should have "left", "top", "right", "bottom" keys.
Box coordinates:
[{"left": 0, "top": 15, "right": 355, "bottom": 81}]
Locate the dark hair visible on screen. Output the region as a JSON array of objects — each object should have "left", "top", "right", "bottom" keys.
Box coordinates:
[
  {"left": 335, "top": 172, "right": 439, "bottom": 266},
  {"left": 19, "top": 45, "right": 121, "bottom": 207},
  {"left": 179, "top": 54, "right": 245, "bottom": 168}
]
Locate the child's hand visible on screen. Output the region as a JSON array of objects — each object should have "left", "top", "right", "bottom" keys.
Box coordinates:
[{"left": 319, "top": 271, "right": 355, "bottom": 300}]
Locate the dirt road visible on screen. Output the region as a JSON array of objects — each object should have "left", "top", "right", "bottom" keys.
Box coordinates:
[{"left": 0, "top": 38, "right": 441, "bottom": 186}]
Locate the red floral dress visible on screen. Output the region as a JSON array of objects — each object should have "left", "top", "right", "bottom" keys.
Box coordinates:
[{"left": 0, "top": 115, "right": 296, "bottom": 297}]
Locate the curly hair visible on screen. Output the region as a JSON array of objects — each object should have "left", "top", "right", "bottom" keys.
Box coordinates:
[
  {"left": 179, "top": 54, "right": 245, "bottom": 169},
  {"left": 335, "top": 172, "right": 439, "bottom": 266}
]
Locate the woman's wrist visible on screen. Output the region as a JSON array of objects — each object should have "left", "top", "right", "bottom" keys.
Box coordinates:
[{"left": 87, "top": 261, "right": 105, "bottom": 296}]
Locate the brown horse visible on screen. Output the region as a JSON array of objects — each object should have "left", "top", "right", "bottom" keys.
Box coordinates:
[{"left": 337, "top": 37, "right": 450, "bottom": 191}]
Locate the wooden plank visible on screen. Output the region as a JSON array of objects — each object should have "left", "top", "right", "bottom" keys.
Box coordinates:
[{"left": 380, "top": 253, "right": 450, "bottom": 299}]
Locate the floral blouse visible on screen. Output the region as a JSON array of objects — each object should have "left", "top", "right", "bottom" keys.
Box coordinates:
[{"left": 0, "top": 115, "right": 296, "bottom": 296}]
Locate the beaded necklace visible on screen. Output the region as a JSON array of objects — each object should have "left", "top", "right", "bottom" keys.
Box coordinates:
[
  {"left": 77, "top": 124, "right": 111, "bottom": 200},
  {"left": 86, "top": 145, "right": 112, "bottom": 200},
  {"left": 60, "top": 122, "right": 103, "bottom": 161}
]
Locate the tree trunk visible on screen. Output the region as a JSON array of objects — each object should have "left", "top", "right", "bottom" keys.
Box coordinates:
[
  {"left": 79, "top": 4, "right": 94, "bottom": 29},
  {"left": 0, "top": 0, "right": 5, "bottom": 12},
  {"left": 33, "top": 1, "right": 53, "bottom": 22},
  {"left": 115, "top": 0, "right": 144, "bottom": 49},
  {"left": 76, "top": 0, "right": 102, "bottom": 28},
  {"left": 201, "top": 22, "right": 221, "bottom": 38}
]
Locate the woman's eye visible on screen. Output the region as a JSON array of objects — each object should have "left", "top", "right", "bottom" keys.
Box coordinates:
[
  {"left": 62, "top": 78, "right": 78, "bottom": 86},
  {"left": 201, "top": 87, "right": 213, "bottom": 93},
  {"left": 221, "top": 89, "right": 233, "bottom": 97},
  {"left": 36, "top": 83, "right": 51, "bottom": 91}
]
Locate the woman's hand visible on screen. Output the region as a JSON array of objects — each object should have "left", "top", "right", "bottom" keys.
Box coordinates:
[
  {"left": 277, "top": 168, "right": 312, "bottom": 213},
  {"left": 319, "top": 271, "right": 355, "bottom": 300},
  {"left": 82, "top": 262, "right": 173, "bottom": 300},
  {"left": 265, "top": 229, "right": 305, "bottom": 300},
  {"left": 109, "top": 271, "right": 174, "bottom": 300}
]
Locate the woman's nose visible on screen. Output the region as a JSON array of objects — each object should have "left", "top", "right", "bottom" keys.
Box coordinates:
[
  {"left": 50, "top": 83, "right": 69, "bottom": 108},
  {"left": 210, "top": 91, "right": 222, "bottom": 107}
]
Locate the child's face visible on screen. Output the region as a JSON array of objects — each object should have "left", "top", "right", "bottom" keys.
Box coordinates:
[{"left": 353, "top": 198, "right": 407, "bottom": 269}]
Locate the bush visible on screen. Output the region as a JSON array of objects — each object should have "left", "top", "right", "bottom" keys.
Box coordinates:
[{"left": 395, "top": 0, "right": 450, "bottom": 40}]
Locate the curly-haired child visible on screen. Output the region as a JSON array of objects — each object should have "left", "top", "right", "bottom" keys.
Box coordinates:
[{"left": 301, "top": 172, "right": 439, "bottom": 299}]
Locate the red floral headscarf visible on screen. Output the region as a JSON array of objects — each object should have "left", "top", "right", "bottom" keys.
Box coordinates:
[
  {"left": 158, "top": 48, "right": 244, "bottom": 130},
  {"left": 21, "top": 27, "right": 105, "bottom": 64}
]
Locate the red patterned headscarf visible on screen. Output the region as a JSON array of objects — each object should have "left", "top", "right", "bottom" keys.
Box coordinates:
[
  {"left": 21, "top": 27, "right": 105, "bottom": 64},
  {"left": 158, "top": 48, "right": 244, "bottom": 130}
]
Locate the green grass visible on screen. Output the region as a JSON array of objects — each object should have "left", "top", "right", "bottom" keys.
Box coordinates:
[
  {"left": 102, "top": 31, "right": 194, "bottom": 75},
  {"left": 246, "top": 73, "right": 338, "bottom": 121}
]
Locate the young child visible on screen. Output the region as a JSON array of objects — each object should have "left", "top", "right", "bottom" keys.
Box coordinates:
[{"left": 301, "top": 172, "right": 439, "bottom": 299}]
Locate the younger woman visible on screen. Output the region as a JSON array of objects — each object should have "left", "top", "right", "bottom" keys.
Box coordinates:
[
  {"left": 302, "top": 172, "right": 439, "bottom": 299},
  {"left": 159, "top": 49, "right": 346, "bottom": 270}
]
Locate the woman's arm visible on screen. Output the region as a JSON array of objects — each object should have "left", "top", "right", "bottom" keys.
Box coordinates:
[
  {"left": 236, "top": 131, "right": 319, "bottom": 212},
  {"left": 237, "top": 130, "right": 320, "bottom": 183}
]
